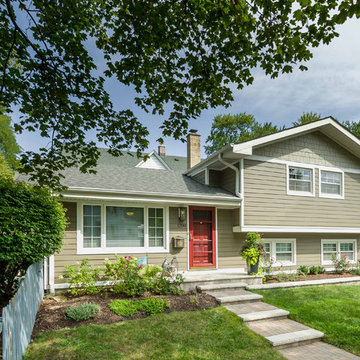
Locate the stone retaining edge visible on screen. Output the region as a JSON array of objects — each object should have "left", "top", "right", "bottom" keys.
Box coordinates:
[{"left": 246, "top": 276, "right": 360, "bottom": 290}]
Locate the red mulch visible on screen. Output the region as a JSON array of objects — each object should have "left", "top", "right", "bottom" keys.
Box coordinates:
[
  {"left": 32, "top": 291, "right": 218, "bottom": 337},
  {"left": 266, "top": 272, "right": 358, "bottom": 283}
]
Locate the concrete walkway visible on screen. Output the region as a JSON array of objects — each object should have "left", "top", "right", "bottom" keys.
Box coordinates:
[{"left": 197, "top": 282, "right": 359, "bottom": 360}]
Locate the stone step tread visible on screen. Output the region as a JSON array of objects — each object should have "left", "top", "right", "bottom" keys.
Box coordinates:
[
  {"left": 183, "top": 274, "right": 260, "bottom": 283},
  {"left": 239, "top": 309, "right": 290, "bottom": 322},
  {"left": 247, "top": 318, "right": 309, "bottom": 337},
  {"left": 225, "top": 302, "right": 279, "bottom": 314},
  {"left": 208, "top": 288, "right": 250, "bottom": 297},
  {"left": 216, "top": 293, "right": 263, "bottom": 304},
  {"left": 279, "top": 341, "right": 360, "bottom": 360},
  {"left": 197, "top": 281, "right": 248, "bottom": 292},
  {"left": 266, "top": 329, "right": 324, "bottom": 347}
]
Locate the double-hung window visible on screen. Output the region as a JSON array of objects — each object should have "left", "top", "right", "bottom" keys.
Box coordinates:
[
  {"left": 263, "top": 239, "right": 296, "bottom": 265},
  {"left": 78, "top": 203, "right": 168, "bottom": 254},
  {"left": 319, "top": 169, "right": 344, "bottom": 199},
  {"left": 321, "top": 240, "right": 357, "bottom": 265},
  {"left": 287, "top": 165, "right": 314, "bottom": 196}
]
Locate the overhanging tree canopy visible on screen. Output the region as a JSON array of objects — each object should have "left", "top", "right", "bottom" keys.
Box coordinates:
[{"left": 1, "top": 0, "right": 359, "bottom": 188}]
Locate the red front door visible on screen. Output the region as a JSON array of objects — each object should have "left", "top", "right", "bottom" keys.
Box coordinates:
[{"left": 189, "top": 207, "right": 216, "bottom": 268}]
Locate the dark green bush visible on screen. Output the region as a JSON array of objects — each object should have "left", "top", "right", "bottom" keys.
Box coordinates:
[
  {"left": 297, "top": 265, "right": 309, "bottom": 276},
  {"left": 66, "top": 302, "right": 100, "bottom": 322},
  {"left": 0, "top": 177, "right": 66, "bottom": 302},
  {"left": 109, "top": 298, "right": 169, "bottom": 317},
  {"left": 309, "top": 266, "right": 326, "bottom": 275}
]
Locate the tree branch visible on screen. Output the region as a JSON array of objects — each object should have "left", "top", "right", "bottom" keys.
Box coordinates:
[{"left": 1, "top": 28, "right": 17, "bottom": 95}]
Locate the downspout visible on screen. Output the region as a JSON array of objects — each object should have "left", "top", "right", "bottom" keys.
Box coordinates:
[{"left": 218, "top": 154, "right": 243, "bottom": 230}]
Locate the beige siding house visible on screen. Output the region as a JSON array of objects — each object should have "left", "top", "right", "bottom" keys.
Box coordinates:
[{"left": 48, "top": 117, "right": 360, "bottom": 291}]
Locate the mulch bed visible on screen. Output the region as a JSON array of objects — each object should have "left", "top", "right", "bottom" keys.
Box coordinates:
[
  {"left": 266, "top": 272, "right": 358, "bottom": 283},
  {"left": 32, "top": 291, "right": 218, "bottom": 337}
]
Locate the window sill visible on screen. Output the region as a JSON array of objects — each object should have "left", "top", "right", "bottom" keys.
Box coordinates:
[
  {"left": 287, "top": 191, "right": 314, "bottom": 197},
  {"left": 319, "top": 193, "right": 344, "bottom": 200},
  {"left": 77, "top": 248, "right": 170, "bottom": 255},
  {"left": 321, "top": 260, "right": 356, "bottom": 266}
]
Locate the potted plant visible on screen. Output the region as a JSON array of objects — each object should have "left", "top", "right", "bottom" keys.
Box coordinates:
[{"left": 241, "top": 232, "right": 265, "bottom": 274}]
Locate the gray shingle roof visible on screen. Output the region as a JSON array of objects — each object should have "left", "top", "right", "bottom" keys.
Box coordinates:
[{"left": 60, "top": 149, "right": 235, "bottom": 198}]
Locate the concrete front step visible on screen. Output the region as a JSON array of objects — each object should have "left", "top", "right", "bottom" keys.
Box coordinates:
[
  {"left": 266, "top": 329, "right": 324, "bottom": 349},
  {"left": 197, "top": 281, "right": 248, "bottom": 293},
  {"left": 216, "top": 293, "right": 263, "bottom": 305},
  {"left": 239, "top": 309, "right": 289, "bottom": 322},
  {"left": 182, "top": 273, "right": 262, "bottom": 291}
]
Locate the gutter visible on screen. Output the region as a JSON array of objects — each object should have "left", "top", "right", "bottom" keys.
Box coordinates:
[{"left": 218, "top": 154, "right": 244, "bottom": 230}]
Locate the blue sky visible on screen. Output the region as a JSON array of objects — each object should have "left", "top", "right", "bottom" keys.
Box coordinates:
[{"left": 15, "top": 18, "right": 360, "bottom": 158}]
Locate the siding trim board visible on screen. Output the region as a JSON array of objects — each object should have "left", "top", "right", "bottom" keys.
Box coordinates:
[{"left": 237, "top": 226, "right": 360, "bottom": 234}]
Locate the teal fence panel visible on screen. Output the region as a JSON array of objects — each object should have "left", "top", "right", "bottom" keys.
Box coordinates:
[{"left": 1, "top": 262, "right": 44, "bottom": 360}]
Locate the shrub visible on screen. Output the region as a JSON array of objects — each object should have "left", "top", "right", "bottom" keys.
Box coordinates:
[
  {"left": 332, "top": 254, "right": 351, "bottom": 274},
  {"left": 66, "top": 302, "right": 100, "bottom": 322},
  {"left": 350, "top": 261, "right": 360, "bottom": 275},
  {"left": 109, "top": 299, "right": 139, "bottom": 317},
  {"left": 0, "top": 177, "right": 66, "bottom": 302},
  {"left": 104, "top": 255, "right": 146, "bottom": 297},
  {"left": 109, "top": 298, "right": 169, "bottom": 317},
  {"left": 142, "top": 265, "right": 162, "bottom": 281},
  {"left": 308, "top": 266, "right": 325, "bottom": 275},
  {"left": 112, "top": 276, "right": 147, "bottom": 297},
  {"left": 297, "top": 265, "right": 309, "bottom": 276},
  {"left": 150, "top": 272, "right": 184, "bottom": 295},
  {"left": 275, "top": 272, "right": 297, "bottom": 282},
  {"left": 140, "top": 298, "right": 169, "bottom": 315},
  {"left": 60, "top": 259, "right": 102, "bottom": 296}
]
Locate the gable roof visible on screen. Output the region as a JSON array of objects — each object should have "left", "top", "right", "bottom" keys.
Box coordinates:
[
  {"left": 186, "top": 117, "right": 360, "bottom": 174},
  {"left": 53, "top": 148, "right": 237, "bottom": 201},
  {"left": 136, "top": 150, "right": 171, "bottom": 170}
]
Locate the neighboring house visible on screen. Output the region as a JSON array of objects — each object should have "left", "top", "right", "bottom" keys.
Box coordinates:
[{"left": 48, "top": 117, "right": 360, "bottom": 292}]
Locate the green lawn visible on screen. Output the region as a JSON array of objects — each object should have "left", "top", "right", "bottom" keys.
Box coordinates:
[
  {"left": 253, "top": 285, "right": 360, "bottom": 356},
  {"left": 25, "top": 307, "right": 285, "bottom": 360}
]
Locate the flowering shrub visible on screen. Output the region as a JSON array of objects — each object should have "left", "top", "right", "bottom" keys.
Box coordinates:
[
  {"left": 332, "top": 253, "right": 351, "bottom": 274},
  {"left": 149, "top": 271, "right": 184, "bottom": 295},
  {"left": 262, "top": 257, "right": 276, "bottom": 278},
  {"left": 60, "top": 259, "right": 102, "bottom": 296},
  {"left": 104, "top": 255, "right": 146, "bottom": 297}
]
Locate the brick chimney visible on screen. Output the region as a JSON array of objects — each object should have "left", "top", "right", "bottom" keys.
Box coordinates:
[
  {"left": 158, "top": 145, "right": 166, "bottom": 156},
  {"left": 187, "top": 129, "right": 201, "bottom": 169}
]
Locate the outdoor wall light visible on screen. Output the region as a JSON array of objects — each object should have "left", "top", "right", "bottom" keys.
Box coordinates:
[{"left": 178, "top": 207, "right": 186, "bottom": 222}]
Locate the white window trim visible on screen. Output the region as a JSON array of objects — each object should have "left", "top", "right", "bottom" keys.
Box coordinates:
[
  {"left": 77, "top": 202, "right": 170, "bottom": 254},
  {"left": 318, "top": 167, "right": 344, "bottom": 199},
  {"left": 263, "top": 238, "right": 297, "bottom": 266},
  {"left": 286, "top": 163, "right": 315, "bottom": 197},
  {"left": 321, "top": 239, "right": 357, "bottom": 265}
]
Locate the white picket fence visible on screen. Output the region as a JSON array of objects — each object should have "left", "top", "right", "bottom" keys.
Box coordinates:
[{"left": 1, "top": 262, "right": 44, "bottom": 360}]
